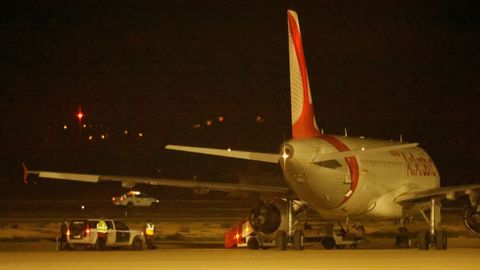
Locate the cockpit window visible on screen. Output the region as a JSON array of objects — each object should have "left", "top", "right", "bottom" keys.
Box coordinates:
[{"left": 313, "top": 160, "right": 342, "bottom": 169}]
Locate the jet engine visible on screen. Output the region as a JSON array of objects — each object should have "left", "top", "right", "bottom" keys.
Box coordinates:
[
  {"left": 463, "top": 206, "right": 480, "bottom": 234},
  {"left": 249, "top": 203, "right": 284, "bottom": 235}
]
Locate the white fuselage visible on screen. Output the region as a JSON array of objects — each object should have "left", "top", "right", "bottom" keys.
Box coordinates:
[{"left": 280, "top": 135, "right": 440, "bottom": 220}]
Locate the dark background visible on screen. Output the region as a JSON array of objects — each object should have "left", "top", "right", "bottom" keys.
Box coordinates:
[{"left": 1, "top": 0, "right": 479, "bottom": 200}]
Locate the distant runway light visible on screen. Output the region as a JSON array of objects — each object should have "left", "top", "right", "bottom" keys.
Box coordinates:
[
  {"left": 81, "top": 205, "right": 85, "bottom": 210},
  {"left": 83, "top": 124, "right": 87, "bottom": 128},
  {"left": 101, "top": 134, "right": 105, "bottom": 140},
  {"left": 124, "top": 130, "right": 128, "bottom": 135},
  {"left": 218, "top": 116, "right": 224, "bottom": 122},
  {"left": 138, "top": 132, "right": 143, "bottom": 137},
  {"left": 192, "top": 124, "right": 201, "bottom": 129},
  {"left": 206, "top": 120, "right": 212, "bottom": 126},
  {"left": 88, "top": 135, "right": 93, "bottom": 141},
  {"left": 63, "top": 125, "right": 68, "bottom": 130}
]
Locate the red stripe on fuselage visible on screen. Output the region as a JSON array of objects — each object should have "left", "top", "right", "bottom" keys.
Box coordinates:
[
  {"left": 288, "top": 12, "right": 321, "bottom": 139},
  {"left": 318, "top": 135, "right": 359, "bottom": 207}
]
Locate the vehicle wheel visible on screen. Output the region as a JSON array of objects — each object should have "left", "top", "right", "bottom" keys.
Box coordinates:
[
  {"left": 417, "top": 230, "right": 430, "bottom": 250},
  {"left": 127, "top": 202, "right": 134, "bottom": 208},
  {"left": 322, "top": 237, "right": 335, "bottom": 250},
  {"left": 132, "top": 237, "right": 144, "bottom": 250},
  {"left": 435, "top": 230, "right": 447, "bottom": 250},
  {"left": 293, "top": 229, "right": 304, "bottom": 250},
  {"left": 247, "top": 237, "right": 260, "bottom": 250},
  {"left": 275, "top": 231, "right": 287, "bottom": 250}
]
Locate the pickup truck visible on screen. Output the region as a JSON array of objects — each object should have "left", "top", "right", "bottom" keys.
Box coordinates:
[
  {"left": 112, "top": 190, "right": 159, "bottom": 207},
  {"left": 67, "top": 218, "right": 145, "bottom": 250}
]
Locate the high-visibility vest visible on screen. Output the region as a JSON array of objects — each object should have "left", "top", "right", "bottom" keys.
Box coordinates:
[
  {"left": 145, "top": 223, "right": 154, "bottom": 236},
  {"left": 97, "top": 220, "right": 108, "bottom": 234}
]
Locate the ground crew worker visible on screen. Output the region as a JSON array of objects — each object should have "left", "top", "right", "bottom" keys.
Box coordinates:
[
  {"left": 96, "top": 217, "right": 108, "bottom": 250},
  {"left": 59, "top": 219, "right": 68, "bottom": 250},
  {"left": 144, "top": 219, "right": 156, "bottom": 249}
]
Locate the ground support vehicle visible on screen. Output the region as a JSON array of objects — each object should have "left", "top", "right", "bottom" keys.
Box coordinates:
[
  {"left": 112, "top": 191, "right": 159, "bottom": 207},
  {"left": 225, "top": 219, "right": 364, "bottom": 250},
  {"left": 67, "top": 218, "right": 145, "bottom": 250}
]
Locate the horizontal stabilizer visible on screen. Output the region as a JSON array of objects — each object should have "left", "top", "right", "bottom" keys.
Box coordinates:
[
  {"left": 165, "top": 145, "right": 279, "bottom": 164},
  {"left": 312, "top": 143, "right": 418, "bottom": 163}
]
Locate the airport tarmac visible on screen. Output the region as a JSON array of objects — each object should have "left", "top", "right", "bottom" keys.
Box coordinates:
[{"left": 1, "top": 248, "right": 480, "bottom": 270}]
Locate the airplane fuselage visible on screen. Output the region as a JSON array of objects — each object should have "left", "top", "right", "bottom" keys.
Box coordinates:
[{"left": 280, "top": 135, "right": 440, "bottom": 220}]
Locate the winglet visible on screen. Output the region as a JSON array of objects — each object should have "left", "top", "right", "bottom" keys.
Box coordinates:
[{"left": 288, "top": 10, "right": 322, "bottom": 139}]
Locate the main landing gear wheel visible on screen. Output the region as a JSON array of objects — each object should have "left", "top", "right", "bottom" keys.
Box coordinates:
[
  {"left": 276, "top": 231, "right": 287, "bottom": 250},
  {"left": 293, "top": 230, "right": 304, "bottom": 250},
  {"left": 435, "top": 230, "right": 447, "bottom": 250},
  {"left": 417, "top": 230, "right": 430, "bottom": 250},
  {"left": 395, "top": 227, "right": 411, "bottom": 248}
]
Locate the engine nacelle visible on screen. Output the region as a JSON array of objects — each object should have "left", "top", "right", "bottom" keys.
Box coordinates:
[
  {"left": 249, "top": 203, "right": 284, "bottom": 235},
  {"left": 463, "top": 206, "right": 480, "bottom": 234}
]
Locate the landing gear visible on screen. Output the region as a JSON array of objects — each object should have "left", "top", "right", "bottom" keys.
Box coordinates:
[
  {"left": 417, "top": 230, "right": 430, "bottom": 250},
  {"left": 395, "top": 226, "right": 413, "bottom": 248},
  {"left": 276, "top": 199, "right": 307, "bottom": 250},
  {"left": 435, "top": 230, "right": 447, "bottom": 250},
  {"left": 416, "top": 198, "right": 448, "bottom": 250},
  {"left": 292, "top": 229, "right": 304, "bottom": 250},
  {"left": 275, "top": 231, "right": 287, "bottom": 250}
]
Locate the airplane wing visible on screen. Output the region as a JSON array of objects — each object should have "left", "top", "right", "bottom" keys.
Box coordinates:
[
  {"left": 23, "top": 165, "right": 289, "bottom": 194},
  {"left": 165, "top": 145, "right": 279, "bottom": 163},
  {"left": 394, "top": 184, "right": 480, "bottom": 204}
]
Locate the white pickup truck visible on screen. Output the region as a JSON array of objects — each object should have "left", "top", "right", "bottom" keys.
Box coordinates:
[
  {"left": 112, "top": 191, "right": 159, "bottom": 207},
  {"left": 67, "top": 218, "right": 145, "bottom": 250}
]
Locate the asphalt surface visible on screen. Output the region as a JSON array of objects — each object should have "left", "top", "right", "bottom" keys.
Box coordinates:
[{"left": 1, "top": 248, "right": 480, "bottom": 270}]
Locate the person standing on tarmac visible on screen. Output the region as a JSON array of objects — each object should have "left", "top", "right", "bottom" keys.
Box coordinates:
[
  {"left": 59, "top": 218, "right": 68, "bottom": 250},
  {"left": 96, "top": 217, "right": 108, "bottom": 250},
  {"left": 144, "top": 219, "right": 156, "bottom": 249}
]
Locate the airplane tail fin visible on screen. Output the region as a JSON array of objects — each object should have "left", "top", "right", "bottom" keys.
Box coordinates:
[{"left": 288, "top": 10, "right": 322, "bottom": 139}]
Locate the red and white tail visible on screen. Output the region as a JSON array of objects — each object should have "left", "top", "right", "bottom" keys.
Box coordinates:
[{"left": 288, "top": 10, "right": 322, "bottom": 139}]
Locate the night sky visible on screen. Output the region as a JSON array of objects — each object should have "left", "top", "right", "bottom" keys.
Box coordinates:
[{"left": 1, "top": 1, "right": 479, "bottom": 198}]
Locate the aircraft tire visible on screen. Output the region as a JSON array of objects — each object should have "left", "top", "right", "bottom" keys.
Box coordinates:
[
  {"left": 417, "top": 230, "right": 430, "bottom": 250},
  {"left": 293, "top": 229, "right": 304, "bottom": 250},
  {"left": 435, "top": 230, "right": 447, "bottom": 250},
  {"left": 275, "top": 231, "right": 287, "bottom": 250}
]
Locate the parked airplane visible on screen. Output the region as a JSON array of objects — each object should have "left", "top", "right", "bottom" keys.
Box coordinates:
[{"left": 25, "top": 10, "right": 480, "bottom": 250}]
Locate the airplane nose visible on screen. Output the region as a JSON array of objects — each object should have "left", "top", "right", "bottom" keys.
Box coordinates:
[{"left": 280, "top": 143, "right": 294, "bottom": 160}]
